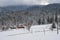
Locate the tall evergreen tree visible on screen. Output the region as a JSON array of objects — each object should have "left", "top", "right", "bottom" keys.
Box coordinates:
[
  {"left": 50, "top": 16, "right": 54, "bottom": 23},
  {"left": 47, "top": 16, "right": 50, "bottom": 23},
  {"left": 55, "top": 12, "right": 59, "bottom": 34},
  {"left": 38, "top": 19, "right": 41, "bottom": 25},
  {"left": 42, "top": 16, "right": 45, "bottom": 24},
  {"left": 55, "top": 13, "right": 58, "bottom": 23}
]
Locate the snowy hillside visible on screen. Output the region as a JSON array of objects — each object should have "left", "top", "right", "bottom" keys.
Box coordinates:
[
  {"left": 0, "top": 24, "right": 60, "bottom": 40},
  {"left": 30, "top": 24, "right": 52, "bottom": 32}
]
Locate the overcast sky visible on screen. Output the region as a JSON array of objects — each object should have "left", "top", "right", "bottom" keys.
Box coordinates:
[{"left": 0, "top": 0, "right": 60, "bottom": 6}]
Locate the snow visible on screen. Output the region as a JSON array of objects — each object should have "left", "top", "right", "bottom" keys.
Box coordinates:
[
  {"left": 0, "top": 24, "right": 60, "bottom": 40},
  {"left": 30, "top": 24, "right": 52, "bottom": 32}
]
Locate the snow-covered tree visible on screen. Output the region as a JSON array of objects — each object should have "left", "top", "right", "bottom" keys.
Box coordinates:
[{"left": 38, "top": 19, "right": 41, "bottom": 25}]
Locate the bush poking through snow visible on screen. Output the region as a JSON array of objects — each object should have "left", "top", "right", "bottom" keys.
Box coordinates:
[{"left": 50, "top": 22, "right": 56, "bottom": 31}]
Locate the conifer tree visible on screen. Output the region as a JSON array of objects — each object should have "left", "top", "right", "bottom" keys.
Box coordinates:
[
  {"left": 55, "top": 13, "right": 58, "bottom": 23},
  {"left": 38, "top": 19, "right": 41, "bottom": 25},
  {"left": 42, "top": 16, "right": 45, "bottom": 24}
]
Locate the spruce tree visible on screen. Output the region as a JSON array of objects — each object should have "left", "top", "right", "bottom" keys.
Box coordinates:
[
  {"left": 38, "top": 19, "right": 41, "bottom": 25},
  {"left": 52, "top": 22, "right": 56, "bottom": 28},
  {"left": 47, "top": 16, "right": 50, "bottom": 23},
  {"left": 42, "top": 16, "right": 45, "bottom": 24},
  {"left": 51, "top": 22, "right": 56, "bottom": 31},
  {"left": 55, "top": 13, "right": 58, "bottom": 23}
]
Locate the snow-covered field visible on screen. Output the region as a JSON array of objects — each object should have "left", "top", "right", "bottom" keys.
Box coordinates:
[{"left": 0, "top": 24, "right": 60, "bottom": 40}]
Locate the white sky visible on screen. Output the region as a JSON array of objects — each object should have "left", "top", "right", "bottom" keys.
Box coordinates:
[{"left": 0, "top": 0, "right": 60, "bottom": 6}]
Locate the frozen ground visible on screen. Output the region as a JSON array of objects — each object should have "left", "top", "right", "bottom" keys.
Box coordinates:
[{"left": 0, "top": 24, "right": 60, "bottom": 40}]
